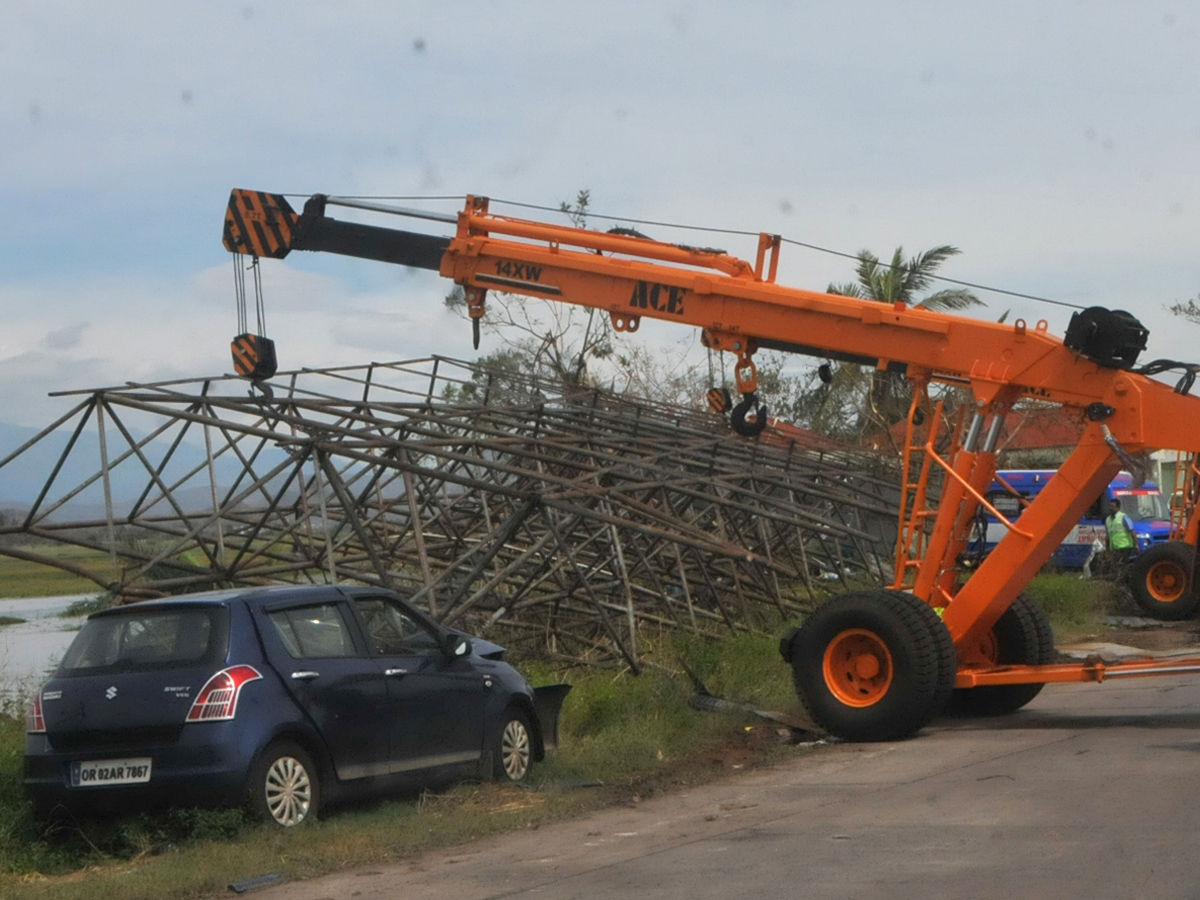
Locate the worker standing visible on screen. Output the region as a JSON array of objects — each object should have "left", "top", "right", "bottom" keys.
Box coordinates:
[{"left": 1106, "top": 498, "right": 1137, "bottom": 560}]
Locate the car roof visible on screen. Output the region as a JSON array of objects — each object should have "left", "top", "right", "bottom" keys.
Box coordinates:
[{"left": 89, "top": 584, "right": 379, "bottom": 617}]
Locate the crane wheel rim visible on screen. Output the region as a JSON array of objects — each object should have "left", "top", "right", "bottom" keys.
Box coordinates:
[
  {"left": 1146, "top": 559, "right": 1189, "bottom": 603},
  {"left": 822, "top": 628, "right": 895, "bottom": 708},
  {"left": 963, "top": 629, "right": 1000, "bottom": 667}
]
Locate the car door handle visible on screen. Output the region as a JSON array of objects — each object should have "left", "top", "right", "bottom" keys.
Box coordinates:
[
  {"left": 291, "top": 671, "right": 320, "bottom": 681},
  {"left": 385, "top": 668, "right": 409, "bottom": 677}
]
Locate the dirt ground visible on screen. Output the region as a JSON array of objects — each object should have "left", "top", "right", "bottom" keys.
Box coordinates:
[{"left": 1100, "top": 623, "right": 1200, "bottom": 650}]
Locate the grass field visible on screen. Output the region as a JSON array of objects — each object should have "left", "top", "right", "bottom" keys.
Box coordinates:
[
  {"left": 0, "top": 625, "right": 803, "bottom": 900},
  {"left": 1023, "top": 572, "right": 1123, "bottom": 640},
  {"left": 0, "top": 546, "right": 112, "bottom": 600}
]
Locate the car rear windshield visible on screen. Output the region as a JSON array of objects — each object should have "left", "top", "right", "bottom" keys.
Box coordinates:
[{"left": 58, "top": 606, "right": 229, "bottom": 675}]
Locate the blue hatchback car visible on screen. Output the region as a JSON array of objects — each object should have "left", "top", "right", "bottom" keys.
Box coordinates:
[{"left": 25, "top": 585, "right": 566, "bottom": 827}]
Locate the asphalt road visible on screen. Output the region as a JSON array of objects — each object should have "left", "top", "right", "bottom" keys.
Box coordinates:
[{"left": 261, "top": 676, "right": 1200, "bottom": 900}]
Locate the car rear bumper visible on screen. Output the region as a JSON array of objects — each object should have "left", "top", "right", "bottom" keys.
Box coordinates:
[{"left": 24, "top": 723, "right": 259, "bottom": 813}]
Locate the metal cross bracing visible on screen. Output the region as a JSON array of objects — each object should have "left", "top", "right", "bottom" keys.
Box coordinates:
[{"left": 0, "top": 357, "right": 900, "bottom": 669}]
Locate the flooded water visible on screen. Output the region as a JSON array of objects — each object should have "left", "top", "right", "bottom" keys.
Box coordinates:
[{"left": 0, "top": 594, "right": 94, "bottom": 693}]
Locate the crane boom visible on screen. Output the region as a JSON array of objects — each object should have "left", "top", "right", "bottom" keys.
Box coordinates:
[
  {"left": 224, "top": 190, "right": 1185, "bottom": 443},
  {"left": 223, "top": 187, "right": 1200, "bottom": 741}
]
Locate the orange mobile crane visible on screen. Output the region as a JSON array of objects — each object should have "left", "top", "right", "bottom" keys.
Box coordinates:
[{"left": 223, "top": 189, "right": 1200, "bottom": 741}]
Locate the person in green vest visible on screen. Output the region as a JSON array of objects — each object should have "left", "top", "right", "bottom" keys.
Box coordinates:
[{"left": 1106, "top": 498, "right": 1137, "bottom": 559}]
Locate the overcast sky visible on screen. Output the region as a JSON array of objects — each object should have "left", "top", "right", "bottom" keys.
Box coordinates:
[{"left": 2, "top": 1, "right": 1198, "bottom": 432}]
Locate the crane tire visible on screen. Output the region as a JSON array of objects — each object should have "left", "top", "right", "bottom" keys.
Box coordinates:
[
  {"left": 788, "top": 590, "right": 955, "bottom": 742},
  {"left": 1128, "top": 541, "right": 1199, "bottom": 620},
  {"left": 944, "top": 593, "right": 1054, "bottom": 717}
]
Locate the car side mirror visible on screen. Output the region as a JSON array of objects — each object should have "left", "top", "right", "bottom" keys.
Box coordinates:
[{"left": 443, "top": 633, "right": 472, "bottom": 658}]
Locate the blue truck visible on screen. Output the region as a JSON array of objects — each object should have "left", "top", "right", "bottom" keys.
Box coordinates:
[{"left": 976, "top": 470, "right": 1172, "bottom": 569}]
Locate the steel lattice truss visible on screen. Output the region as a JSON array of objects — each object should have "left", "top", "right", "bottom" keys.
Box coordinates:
[{"left": 0, "top": 358, "right": 900, "bottom": 669}]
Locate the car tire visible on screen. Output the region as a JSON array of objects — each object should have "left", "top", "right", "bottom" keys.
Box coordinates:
[
  {"left": 492, "top": 708, "right": 533, "bottom": 782},
  {"left": 944, "top": 593, "right": 1054, "bottom": 717},
  {"left": 1129, "top": 542, "right": 1199, "bottom": 620},
  {"left": 248, "top": 740, "right": 321, "bottom": 827},
  {"left": 788, "top": 590, "right": 956, "bottom": 742}
]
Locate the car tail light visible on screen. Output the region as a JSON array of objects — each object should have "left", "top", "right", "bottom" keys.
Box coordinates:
[
  {"left": 186, "top": 665, "right": 262, "bottom": 722},
  {"left": 26, "top": 691, "right": 46, "bottom": 734}
]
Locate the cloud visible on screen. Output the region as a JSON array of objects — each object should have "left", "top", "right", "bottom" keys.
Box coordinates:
[
  {"left": 41, "top": 321, "right": 88, "bottom": 350},
  {"left": 2, "top": 0, "right": 1200, "bottom": 434},
  {"left": 0, "top": 262, "right": 474, "bottom": 429}
]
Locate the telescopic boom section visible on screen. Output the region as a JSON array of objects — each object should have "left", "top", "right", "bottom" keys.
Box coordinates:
[
  {"left": 223, "top": 189, "right": 1199, "bottom": 448},
  {"left": 222, "top": 189, "right": 1200, "bottom": 673}
]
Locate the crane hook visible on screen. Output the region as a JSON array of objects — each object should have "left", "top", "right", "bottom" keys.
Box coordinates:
[{"left": 730, "top": 392, "right": 768, "bottom": 437}]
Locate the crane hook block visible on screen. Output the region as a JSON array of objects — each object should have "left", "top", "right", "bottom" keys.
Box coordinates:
[
  {"left": 231, "top": 333, "right": 278, "bottom": 381},
  {"left": 730, "top": 392, "right": 768, "bottom": 437}
]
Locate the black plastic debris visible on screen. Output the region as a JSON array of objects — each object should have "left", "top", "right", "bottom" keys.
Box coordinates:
[{"left": 228, "top": 873, "right": 283, "bottom": 894}]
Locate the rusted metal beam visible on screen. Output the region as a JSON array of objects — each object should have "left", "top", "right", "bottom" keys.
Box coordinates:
[{"left": 0, "top": 356, "right": 899, "bottom": 667}]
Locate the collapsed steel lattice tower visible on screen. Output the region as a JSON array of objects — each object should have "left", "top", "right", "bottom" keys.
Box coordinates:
[{"left": 0, "top": 358, "right": 898, "bottom": 669}]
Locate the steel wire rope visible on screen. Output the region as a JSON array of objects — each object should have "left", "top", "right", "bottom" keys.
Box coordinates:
[
  {"left": 281, "top": 193, "right": 466, "bottom": 202},
  {"left": 490, "top": 197, "right": 1089, "bottom": 312},
  {"left": 252, "top": 257, "right": 267, "bottom": 336},
  {"left": 232, "top": 253, "right": 248, "bottom": 336},
  {"left": 282, "top": 192, "right": 1089, "bottom": 312}
]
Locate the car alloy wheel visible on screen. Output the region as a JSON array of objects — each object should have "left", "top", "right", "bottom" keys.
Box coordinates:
[
  {"left": 265, "top": 755, "right": 312, "bottom": 826},
  {"left": 497, "top": 711, "right": 532, "bottom": 781},
  {"left": 250, "top": 740, "right": 320, "bottom": 827}
]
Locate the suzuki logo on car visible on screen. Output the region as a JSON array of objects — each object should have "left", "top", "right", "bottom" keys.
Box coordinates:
[{"left": 105, "top": 686, "right": 118, "bottom": 700}]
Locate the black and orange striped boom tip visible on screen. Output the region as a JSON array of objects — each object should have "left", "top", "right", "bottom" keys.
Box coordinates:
[{"left": 223, "top": 190, "right": 299, "bottom": 259}]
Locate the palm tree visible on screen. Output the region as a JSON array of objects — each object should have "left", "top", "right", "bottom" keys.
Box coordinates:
[
  {"left": 822, "top": 246, "right": 983, "bottom": 443},
  {"left": 828, "top": 245, "right": 981, "bottom": 311}
]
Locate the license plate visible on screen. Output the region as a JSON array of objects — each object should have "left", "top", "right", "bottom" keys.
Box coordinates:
[{"left": 70, "top": 757, "right": 152, "bottom": 787}]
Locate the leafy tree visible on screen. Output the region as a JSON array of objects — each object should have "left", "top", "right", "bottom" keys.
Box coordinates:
[
  {"left": 813, "top": 246, "right": 983, "bottom": 446},
  {"left": 441, "top": 348, "right": 539, "bottom": 405},
  {"left": 1170, "top": 294, "right": 1200, "bottom": 326},
  {"left": 775, "top": 363, "right": 875, "bottom": 442},
  {"left": 608, "top": 341, "right": 710, "bottom": 408}
]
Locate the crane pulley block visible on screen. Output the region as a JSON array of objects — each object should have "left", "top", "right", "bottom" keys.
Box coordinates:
[{"left": 224, "top": 190, "right": 300, "bottom": 259}]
